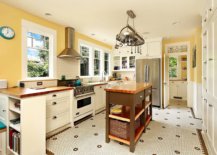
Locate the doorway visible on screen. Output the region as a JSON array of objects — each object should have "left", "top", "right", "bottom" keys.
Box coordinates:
[{"left": 164, "top": 42, "right": 190, "bottom": 108}]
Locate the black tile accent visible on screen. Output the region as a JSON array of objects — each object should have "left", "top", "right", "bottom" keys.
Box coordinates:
[
  {"left": 119, "top": 142, "right": 124, "bottom": 145},
  {"left": 162, "top": 126, "right": 166, "bottom": 128},
  {"left": 139, "top": 139, "right": 144, "bottom": 143},
  {"left": 177, "top": 117, "right": 180, "bottom": 119},
  {"left": 73, "top": 148, "right": 78, "bottom": 151},
  {"left": 94, "top": 133, "right": 98, "bottom": 136},
  {"left": 75, "top": 126, "right": 79, "bottom": 128},
  {"left": 164, "top": 118, "right": 168, "bottom": 120},
  {"left": 174, "top": 150, "right": 180, "bottom": 154},
  {"left": 92, "top": 125, "right": 96, "bottom": 127},
  {"left": 190, "top": 123, "right": 194, "bottom": 125},
  {"left": 74, "top": 135, "right": 78, "bottom": 138},
  {"left": 52, "top": 137, "right": 57, "bottom": 140},
  {"left": 97, "top": 145, "right": 102, "bottom": 148},
  {"left": 176, "top": 135, "right": 180, "bottom": 138},
  {"left": 194, "top": 147, "right": 200, "bottom": 150},
  {"left": 192, "top": 133, "right": 197, "bottom": 135},
  {"left": 158, "top": 137, "right": 163, "bottom": 140},
  {"left": 176, "top": 125, "right": 181, "bottom": 127},
  {"left": 146, "top": 127, "right": 150, "bottom": 130}
]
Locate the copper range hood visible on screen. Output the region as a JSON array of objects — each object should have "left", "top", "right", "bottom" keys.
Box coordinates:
[{"left": 58, "top": 27, "right": 81, "bottom": 59}]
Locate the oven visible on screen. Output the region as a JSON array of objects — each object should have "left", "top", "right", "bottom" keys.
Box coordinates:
[{"left": 73, "top": 92, "right": 95, "bottom": 121}]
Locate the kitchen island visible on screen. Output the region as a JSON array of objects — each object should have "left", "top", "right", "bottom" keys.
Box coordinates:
[{"left": 105, "top": 81, "right": 152, "bottom": 152}]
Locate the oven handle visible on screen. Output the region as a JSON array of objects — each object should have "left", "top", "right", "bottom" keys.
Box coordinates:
[{"left": 75, "top": 92, "right": 95, "bottom": 98}]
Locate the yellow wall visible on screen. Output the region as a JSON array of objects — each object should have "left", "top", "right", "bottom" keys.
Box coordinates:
[
  {"left": 192, "top": 28, "right": 202, "bottom": 83},
  {"left": 0, "top": 2, "right": 112, "bottom": 87}
]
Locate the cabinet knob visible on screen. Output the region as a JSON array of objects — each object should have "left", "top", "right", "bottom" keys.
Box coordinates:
[
  {"left": 2, "top": 110, "right": 6, "bottom": 112},
  {"left": 53, "top": 116, "right": 57, "bottom": 119},
  {"left": 204, "top": 19, "right": 207, "bottom": 22},
  {"left": 209, "top": 104, "right": 213, "bottom": 107},
  {"left": 52, "top": 102, "right": 57, "bottom": 105},
  {"left": 209, "top": 58, "right": 213, "bottom": 61},
  {"left": 209, "top": 8, "right": 212, "bottom": 12}
]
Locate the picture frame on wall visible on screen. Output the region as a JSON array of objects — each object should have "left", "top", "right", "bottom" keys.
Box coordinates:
[{"left": 192, "top": 45, "right": 196, "bottom": 68}]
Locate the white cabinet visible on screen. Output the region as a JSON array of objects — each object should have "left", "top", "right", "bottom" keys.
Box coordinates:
[
  {"left": 169, "top": 81, "right": 187, "bottom": 100},
  {"left": 140, "top": 40, "right": 162, "bottom": 58},
  {"left": 94, "top": 84, "right": 106, "bottom": 113},
  {"left": 0, "top": 95, "right": 7, "bottom": 124},
  {"left": 46, "top": 90, "right": 72, "bottom": 133},
  {"left": 202, "top": 6, "right": 217, "bottom": 154}
]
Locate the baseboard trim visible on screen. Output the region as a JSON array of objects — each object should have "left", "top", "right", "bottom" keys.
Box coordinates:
[
  {"left": 201, "top": 131, "right": 216, "bottom": 155},
  {"left": 197, "top": 129, "right": 208, "bottom": 155},
  {"left": 190, "top": 108, "right": 202, "bottom": 120}
]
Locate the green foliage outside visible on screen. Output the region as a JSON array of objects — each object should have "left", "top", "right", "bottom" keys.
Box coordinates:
[
  {"left": 28, "top": 50, "right": 49, "bottom": 77},
  {"left": 169, "top": 57, "right": 177, "bottom": 78}
]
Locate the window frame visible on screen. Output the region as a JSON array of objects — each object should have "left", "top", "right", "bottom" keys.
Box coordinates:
[
  {"left": 78, "top": 40, "right": 111, "bottom": 78},
  {"left": 22, "top": 20, "right": 57, "bottom": 80}
]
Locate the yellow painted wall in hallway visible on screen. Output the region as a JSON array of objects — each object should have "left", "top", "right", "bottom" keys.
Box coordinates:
[{"left": 0, "top": 2, "right": 112, "bottom": 87}]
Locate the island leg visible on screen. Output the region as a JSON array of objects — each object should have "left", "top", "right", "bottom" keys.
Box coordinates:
[
  {"left": 105, "top": 92, "right": 110, "bottom": 143},
  {"left": 129, "top": 101, "right": 135, "bottom": 152}
]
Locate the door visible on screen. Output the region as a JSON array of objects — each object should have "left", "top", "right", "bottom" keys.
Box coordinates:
[{"left": 164, "top": 54, "right": 169, "bottom": 108}]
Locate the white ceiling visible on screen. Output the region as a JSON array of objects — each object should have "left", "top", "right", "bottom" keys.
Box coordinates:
[{"left": 1, "top": 0, "right": 206, "bottom": 45}]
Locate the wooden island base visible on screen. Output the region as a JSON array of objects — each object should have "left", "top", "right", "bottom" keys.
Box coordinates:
[{"left": 105, "top": 81, "right": 152, "bottom": 152}]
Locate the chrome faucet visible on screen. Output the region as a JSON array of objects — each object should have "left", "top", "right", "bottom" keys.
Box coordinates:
[{"left": 101, "top": 71, "right": 106, "bottom": 81}]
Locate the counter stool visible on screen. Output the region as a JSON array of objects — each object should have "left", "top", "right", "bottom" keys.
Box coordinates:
[{"left": 0, "top": 121, "right": 6, "bottom": 155}]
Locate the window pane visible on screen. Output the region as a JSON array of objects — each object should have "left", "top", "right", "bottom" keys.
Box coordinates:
[
  {"left": 169, "top": 57, "right": 177, "bottom": 67},
  {"left": 104, "top": 61, "right": 109, "bottom": 75},
  {"left": 80, "top": 58, "right": 89, "bottom": 76},
  {"left": 94, "top": 59, "right": 100, "bottom": 76},
  {"left": 81, "top": 46, "right": 89, "bottom": 57},
  {"left": 104, "top": 53, "right": 109, "bottom": 60},
  {"left": 27, "top": 37, "right": 32, "bottom": 47},
  {"left": 169, "top": 68, "right": 177, "bottom": 78},
  {"left": 94, "top": 50, "right": 100, "bottom": 59},
  {"left": 27, "top": 48, "right": 49, "bottom": 77}
]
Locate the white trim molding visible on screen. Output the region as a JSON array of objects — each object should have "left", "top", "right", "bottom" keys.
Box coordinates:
[{"left": 21, "top": 19, "right": 57, "bottom": 80}]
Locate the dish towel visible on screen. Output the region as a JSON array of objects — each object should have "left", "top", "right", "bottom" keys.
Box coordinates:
[{"left": 0, "top": 121, "right": 6, "bottom": 129}]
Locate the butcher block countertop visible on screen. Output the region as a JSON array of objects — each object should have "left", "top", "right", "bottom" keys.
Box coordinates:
[
  {"left": 105, "top": 81, "right": 152, "bottom": 94},
  {"left": 0, "top": 86, "right": 73, "bottom": 98}
]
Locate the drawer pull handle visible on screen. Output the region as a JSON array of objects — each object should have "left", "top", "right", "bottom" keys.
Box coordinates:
[
  {"left": 209, "top": 58, "right": 213, "bottom": 61},
  {"left": 209, "top": 104, "right": 213, "bottom": 107},
  {"left": 209, "top": 8, "right": 212, "bottom": 12},
  {"left": 53, "top": 116, "right": 57, "bottom": 119},
  {"left": 52, "top": 102, "right": 57, "bottom": 105},
  {"left": 53, "top": 94, "right": 57, "bottom": 97}
]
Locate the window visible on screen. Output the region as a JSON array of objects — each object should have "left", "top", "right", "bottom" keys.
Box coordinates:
[
  {"left": 79, "top": 42, "right": 110, "bottom": 77},
  {"left": 22, "top": 20, "right": 56, "bottom": 80},
  {"left": 169, "top": 56, "right": 178, "bottom": 78},
  {"left": 94, "top": 49, "right": 100, "bottom": 76},
  {"left": 80, "top": 45, "right": 91, "bottom": 76},
  {"left": 104, "top": 53, "right": 109, "bottom": 75}
]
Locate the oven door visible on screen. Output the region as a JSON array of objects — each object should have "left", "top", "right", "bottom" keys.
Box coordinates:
[{"left": 74, "top": 95, "right": 94, "bottom": 119}]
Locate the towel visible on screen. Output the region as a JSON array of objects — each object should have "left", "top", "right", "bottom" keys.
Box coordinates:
[{"left": 0, "top": 121, "right": 6, "bottom": 129}]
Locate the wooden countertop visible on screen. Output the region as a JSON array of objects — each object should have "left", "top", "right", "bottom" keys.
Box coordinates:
[
  {"left": 0, "top": 86, "right": 73, "bottom": 98},
  {"left": 105, "top": 81, "right": 152, "bottom": 94}
]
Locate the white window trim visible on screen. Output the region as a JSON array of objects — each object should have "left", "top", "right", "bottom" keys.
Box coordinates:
[
  {"left": 78, "top": 39, "right": 111, "bottom": 78},
  {"left": 21, "top": 20, "right": 57, "bottom": 80}
]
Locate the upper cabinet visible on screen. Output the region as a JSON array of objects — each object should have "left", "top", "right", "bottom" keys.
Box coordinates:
[{"left": 141, "top": 40, "right": 162, "bottom": 58}]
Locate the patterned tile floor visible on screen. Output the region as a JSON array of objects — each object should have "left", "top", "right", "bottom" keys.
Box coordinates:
[{"left": 47, "top": 100, "right": 203, "bottom": 155}]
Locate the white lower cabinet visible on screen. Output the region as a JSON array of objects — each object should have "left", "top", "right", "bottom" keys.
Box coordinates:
[
  {"left": 207, "top": 99, "right": 214, "bottom": 143},
  {"left": 94, "top": 85, "right": 106, "bottom": 113},
  {"left": 169, "top": 81, "right": 187, "bottom": 100},
  {"left": 46, "top": 90, "right": 72, "bottom": 133}
]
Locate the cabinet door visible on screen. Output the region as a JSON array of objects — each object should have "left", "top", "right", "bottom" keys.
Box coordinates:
[
  {"left": 94, "top": 85, "right": 106, "bottom": 111},
  {"left": 214, "top": 105, "right": 217, "bottom": 153},
  {"left": 169, "top": 82, "right": 177, "bottom": 99},
  {"left": 207, "top": 99, "right": 214, "bottom": 143},
  {"left": 207, "top": 21, "right": 214, "bottom": 95},
  {"left": 0, "top": 95, "right": 7, "bottom": 124},
  {"left": 213, "top": 13, "right": 217, "bottom": 98},
  {"left": 147, "top": 41, "right": 161, "bottom": 57},
  {"left": 178, "top": 81, "right": 187, "bottom": 100},
  {"left": 202, "top": 98, "right": 208, "bottom": 131}
]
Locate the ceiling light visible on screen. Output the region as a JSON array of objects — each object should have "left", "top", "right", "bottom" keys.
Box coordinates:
[
  {"left": 45, "top": 13, "right": 52, "bottom": 16},
  {"left": 115, "top": 10, "right": 144, "bottom": 55}
]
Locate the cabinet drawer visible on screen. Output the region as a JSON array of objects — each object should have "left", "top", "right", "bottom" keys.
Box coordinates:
[
  {"left": 46, "top": 98, "right": 70, "bottom": 118},
  {"left": 46, "top": 91, "right": 70, "bottom": 100},
  {"left": 135, "top": 91, "right": 144, "bottom": 104},
  {"left": 46, "top": 112, "right": 70, "bottom": 133}
]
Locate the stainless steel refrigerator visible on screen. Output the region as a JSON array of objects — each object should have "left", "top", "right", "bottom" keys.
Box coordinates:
[{"left": 136, "top": 58, "right": 161, "bottom": 107}]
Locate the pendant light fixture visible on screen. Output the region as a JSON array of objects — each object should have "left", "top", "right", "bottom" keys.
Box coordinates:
[{"left": 115, "top": 10, "right": 144, "bottom": 55}]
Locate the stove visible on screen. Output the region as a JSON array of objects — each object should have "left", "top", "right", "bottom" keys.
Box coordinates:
[{"left": 58, "top": 79, "right": 95, "bottom": 121}]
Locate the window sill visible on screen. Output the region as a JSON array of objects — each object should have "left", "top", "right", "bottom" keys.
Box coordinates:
[{"left": 20, "top": 78, "right": 58, "bottom": 82}]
